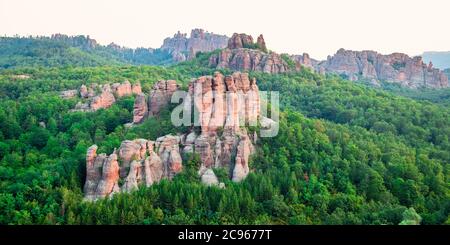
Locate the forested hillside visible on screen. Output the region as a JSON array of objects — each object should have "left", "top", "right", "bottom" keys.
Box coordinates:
[
  {"left": 0, "top": 61, "right": 448, "bottom": 224},
  {"left": 0, "top": 36, "right": 173, "bottom": 70}
]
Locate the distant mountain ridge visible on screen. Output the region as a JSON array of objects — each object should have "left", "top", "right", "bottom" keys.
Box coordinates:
[
  {"left": 1, "top": 31, "right": 448, "bottom": 89},
  {"left": 0, "top": 29, "right": 229, "bottom": 70},
  {"left": 161, "top": 28, "right": 229, "bottom": 62},
  {"left": 312, "top": 49, "right": 449, "bottom": 89},
  {"left": 0, "top": 34, "right": 174, "bottom": 69}
]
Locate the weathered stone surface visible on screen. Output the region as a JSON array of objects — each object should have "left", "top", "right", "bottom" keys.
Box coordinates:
[
  {"left": 84, "top": 136, "right": 184, "bottom": 199},
  {"left": 188, "top": 71, "right": 260, "bottom": 133},
  {"left": 228, "top": 33, "right": 254, "bottom": 49},
  {"left": 317, "top": 49, "right": 449, "bottom": 88},
  {"left": 122, "top": 160, "right": 145, "bottom": 193},
  {"left": 60, "top": 89, "right": 78, "bottom": 99},
  {"left": 232, "top": 135, "right": 252, "bottom": 182},
  {"left": 155, "top": 135, "right": 183, "bottom": 178},
  {"left": 84, "top": 145, "right": 101, "bottom": 200},
  {"left": 90, "top": 85, "right": 116, "bottom": 111},
  {"left": 83, "top": 145, "right": 121, "bottom": 201},
  {"left": 70, "top": 81, "right": 142, "bottom": 112},
  {"left": 132, "top": 82, "right": 142, "bottom": 94},
  {"left": 132, "top": 80, "right": 180, "bottom": 124},
  {"left": 112, "top": 80, "right": 132, "bottom": 97},
  {"left": 149, "top": 80, "right": 179, "bottom": 116},
  {"left": 161, "top": 28, "right": 228, "bottom": 61},
  {"left": 256, "top": 34, "right": 267, "bottom": 53},
  {"left": 184, "top": 72, "right": 259, "bottom": 181},
  {"left": 291, "top": 53, "right": 318, "bottom": 70},
  {"left": 133, "top": 93, "right": 148, "bottom": 124},
  {"left": 95, "top": 151, "right": 120, "bottom": 198}
]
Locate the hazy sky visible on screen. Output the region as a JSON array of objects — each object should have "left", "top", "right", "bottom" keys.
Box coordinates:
[{"left": 1, "top": 0, "right": 449, "bottom": 60}]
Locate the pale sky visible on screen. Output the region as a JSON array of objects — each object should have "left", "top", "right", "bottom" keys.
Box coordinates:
[{"left": 1, "top": 0, "right": 449, "bottom": 60}]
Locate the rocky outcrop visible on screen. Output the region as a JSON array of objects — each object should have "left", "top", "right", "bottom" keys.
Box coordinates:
[
  {"left": 161, "top": 28, "right": 229, "bottom": 62},
  {"left": 209, "top": 33, "right": 298, "bottom": 74},
  {"left": 83, "top": 145, "right": 120, "bottom": 201},
  {"left": 89, "top": 84, "right": 116, "bottom": 111},
  {"left": 84, "top": 136, "right": 183, "bottom": 200},
  {"left": 232, "top": 134, "right": 252, "bottom": 182},
  {"left": 291, "top": 53, "right": 318, "bottom": 70},
  {"left": 149, "top": 80, "right": 179, "bottom": 116},
  {"left": 317, "top": 49, "right": 449, "bottom": 88},
  {"left": 132, "top": 80, "right": 180, "bottom": 124},
  {"left": 257, "top": 34, "right": 267, "bottom": 53},
  {"left": 183, "top": 72, "right": 260, "bottom": 181},
  {"left": 227, "top": 33, "right": 254, "bottom": 50},
  {"left": 133, "top": 94, "right": 148, "bottom": 124},
  {"left": 67, "top": 81, "right": 142, "bottom": 112},
  {"left": 84, "top": 72, "right": 262, "bottom": 200}
]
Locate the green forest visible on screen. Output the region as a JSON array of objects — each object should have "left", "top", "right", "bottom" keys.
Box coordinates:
[
  {"left": 0, "top": 47, "right": 449, "bottom": 225},
  {"left": 0, "top": 36, "right": 173, "bottom": 69}
]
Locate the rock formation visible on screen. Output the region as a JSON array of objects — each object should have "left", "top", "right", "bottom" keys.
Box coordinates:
[
  {"left": 65, "top": 81, "right": 142, "bottom": 112},
  {"left": 84, "top": 72, "right": 262, "bottom": 200},
  {"left": 132, "top": 80, "right": 180, "bottom": 124},
  {"left": 133, "top": 94, "right": 148, "bottom": 124},
  {"left": 227, "top": 33, "right": 254, "bottom": 49},
  {"left": 209, "top": 33, "right": 298, "bottom": 74},
  {"left": 291, "top": 53, "right": 318, "bottom": 70},
  {"left": 161, "top": 28, "right": 229, "bottom": 62},
  {"left": 83, "top": 145, "right": 120, "bottom": 201},
  {"left": 89, "top": 84, "right": 116, "bottom": 111},
  {"left": 257, "top": 34, "right": 267, "bottom": 53},
  {"left": 84, "top": 136, "right": 183, "bottom": 200},
  {"left": 182, "top": 72, "right": 259, "bottom": 182},
  {"left": 317, "top": 49, "right": 449, "bottom": 88}
]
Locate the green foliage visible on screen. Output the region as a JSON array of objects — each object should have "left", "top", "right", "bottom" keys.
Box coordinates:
[
  {"left": 0, "top": 36, "right": 173, "bottom": 70},
  {"left": 243, "top": 43, "right": 260, "bottom": 50},
  {"left": 281, "top": 54, "right": 297, "bottom": 70},
  {"left": 0, "top": 59, "right": 448, "bottom": 225},
  {"left": 399, "top": 208, "right": 422, "bottom": 225}
]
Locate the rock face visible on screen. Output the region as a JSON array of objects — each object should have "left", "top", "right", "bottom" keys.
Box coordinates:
[
  {"left": 83, "top": 145, "right": 120, "bottom": 201},
  {"left": 317, "top": 49, "right": 449, "bottom": 88},
  {"left": 67, "top": 81, "right": 142, "bottom": 112},
  {"left": 132, "top": 80, "right": 180, "bottom": 124},
  {"left": 257, "top": 34, "right": 267, "bottom": 53},
  {"left": 209, "top": 33, "right": 297, "bottom": 74},
  {"left": 84, "top": 137, "right": 183, "bottom": 200},
  {"left": 89, "top": 84, "right": 116, "bottom": 111},
  {"left": 133, "top": 94, "right": 148, "bottom": 124},
  {"left": 291, "top": 53, "right": 318, "bottom": 70},
  {"left": 161, "top": 28, "right": 229, "bottom": 62},
  {"left": 227, "top": 33, "right": 254, "bottom": 49},
  {"left": 183, "top": 72, "right": 259, "bottom": 181}
]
